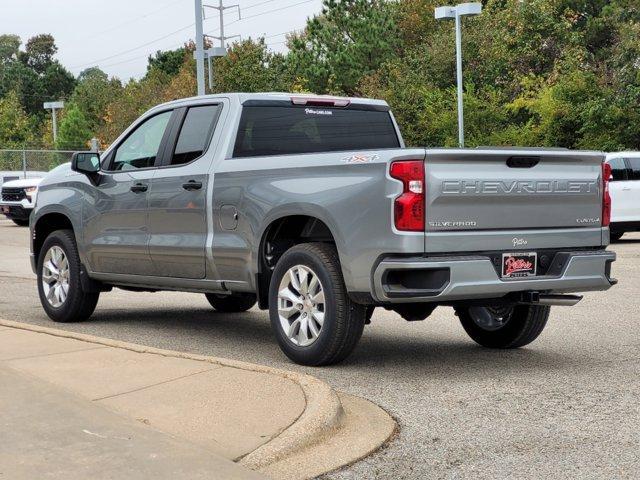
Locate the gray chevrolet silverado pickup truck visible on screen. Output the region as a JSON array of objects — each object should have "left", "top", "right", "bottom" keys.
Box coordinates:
[{"left": 30, "top": 92, "right": 617, "bottom": 365}]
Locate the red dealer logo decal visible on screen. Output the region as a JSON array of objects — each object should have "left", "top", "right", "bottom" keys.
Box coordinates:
[{"left": 504, "top": 257, "right": 534, "bottom": 276}]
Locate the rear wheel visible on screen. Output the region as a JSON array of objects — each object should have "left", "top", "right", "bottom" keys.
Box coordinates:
[
  {"left": 269, "top": 243, "right": 366, "bottom": 366},
  {"left": 205, "top": 292, "right": 256, "bottom": 313},
  {"left": 454, "top": 304, "right": 550, "bottom": 349},
  {"left": 37, "top": 229, "right": 99, "bottom": 322}
]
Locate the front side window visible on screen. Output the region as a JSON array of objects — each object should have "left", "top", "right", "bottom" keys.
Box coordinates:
[
  {"left": 111, "top": 111, "right": 172, "bottom": 171},
  {"left": 626, "top": 158, "right": 640, "bottom": 181},
  {"left": 608, "top": 158, "right": 628, "bottom": 181},
  {"left": 170, "top": 105, "right": 220, "bottom": 165}
]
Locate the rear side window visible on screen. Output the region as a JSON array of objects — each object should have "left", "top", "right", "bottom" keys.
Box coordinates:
[
  {"left": 171, "top": 105, "right": 220, "bottom": 165},
  {"left": 626, "top": 158, "right": 640, "bottom": 181},
  {"left": 608, "top": 158, "right": 628, "bottom": 181},
  {"left": 233, "top": 106, "right": 400, "bottom": 158}
]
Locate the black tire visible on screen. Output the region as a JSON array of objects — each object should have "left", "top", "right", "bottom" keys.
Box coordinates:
[
  {"left": 37, "top": 229, "right": 99, "bottom": 322},
  {"left": 12, "top": 219, "right": 29, "bottom": 227},
  {"left": 610, "top": 231, "right": 624, "bottom": 242},
  {"left": 268, "top": 243, "right": 366, "bottom": 366},
  {"left": 205, "top": 292, "right": 256, "bottom": 312},
  {"left": 455, "top": 304, "right": 550, "bottom": 349}
]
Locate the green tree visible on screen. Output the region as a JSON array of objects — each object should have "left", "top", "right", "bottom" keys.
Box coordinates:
[
  {"left": 288, "top": 0, "right": 400, "bottom": 95},
  {"left": 213, "top": 39, "right": 294, "bottom": 93},
  {"left": 0, "top": 90, "right": 33, "bottom": 147},
  {"left": 99, "top": 68, "right": 170, "bottom": 144},
  {"left": 0, "top": 34, "right": 20, "bottom": 64},
  {"left": 55, "top": 104, "right": 91, "bottom": 150},
  {"left": 41, "top": 61, "right": 76, "bottom": 103},
  {"left": 20, "top": 33, "right": 57, "bottom": 74},
  {"left": 71, "top": 67, "right": 123, "bottom": 132},
  {"left": 147, "top": 47, "right": 188, "bottom": 77}
]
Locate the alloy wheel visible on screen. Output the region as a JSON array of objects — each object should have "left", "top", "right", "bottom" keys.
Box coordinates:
[
  {"left": 41, "top": 245, "right": 70, "bottom": 308},
  {"left": 277, "top": 265, "right": 325, "bottom": 347}
]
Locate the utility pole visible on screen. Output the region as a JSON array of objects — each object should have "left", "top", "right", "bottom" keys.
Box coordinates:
[
  {"left": 43, "top": 101, "right": 64, "bottom": 145},
  {"left": 203, "top": 0, "right": 240, "bottom": 92},
  {"left": 194, "top": 0, "right": 206, "bottom": 95}
]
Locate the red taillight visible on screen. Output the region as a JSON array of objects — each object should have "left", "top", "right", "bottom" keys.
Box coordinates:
[
  {"left": 390, "top": 160, "right": 425, "bottom": 231},
  {"left": 602, "top": 162, "right": 612, "bottom": 227}
]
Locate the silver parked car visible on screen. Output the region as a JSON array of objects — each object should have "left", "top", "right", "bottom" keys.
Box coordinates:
[{"left": 30, "top": 93, "right": 616, "bottom": 365}]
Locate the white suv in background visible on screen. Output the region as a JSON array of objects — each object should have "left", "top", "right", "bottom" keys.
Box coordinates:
[
  {"left": 606, "top": 152, "right": 640, "bottom": 241},
  {"left": 0, "top": 177, "right": 44, "bottom": 226}
]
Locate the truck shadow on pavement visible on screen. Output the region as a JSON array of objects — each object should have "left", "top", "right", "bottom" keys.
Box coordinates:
[{"left": 86, "top": 306, "right": 574, "bottom": 380}]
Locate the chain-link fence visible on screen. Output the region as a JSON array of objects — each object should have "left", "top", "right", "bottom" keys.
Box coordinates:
[{"left": 0, "top": 149, "right": 77, "bottom": 176}]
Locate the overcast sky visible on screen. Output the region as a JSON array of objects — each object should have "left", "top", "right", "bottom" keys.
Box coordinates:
[{"left": 3, "top": 0, "right": 323, "bottom": 80}]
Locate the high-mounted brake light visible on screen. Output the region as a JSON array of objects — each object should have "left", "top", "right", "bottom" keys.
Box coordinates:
[
  {"left": 291, "top": 96, "right": 350, "bottom": 107},
  {"left": 390, "top": 160, "right": 425, "bottom": 231},
  {"left": 602, "top": 162, "right": 612, "bottom": 227}
]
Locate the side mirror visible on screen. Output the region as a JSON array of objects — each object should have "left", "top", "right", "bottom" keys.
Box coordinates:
[{"left": 71, "top": 151, "right": 100, "bottom": 175}]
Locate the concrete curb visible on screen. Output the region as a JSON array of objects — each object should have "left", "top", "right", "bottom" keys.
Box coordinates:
[{"left": 0, "top": 319, "right": 343, "bottom": 470}]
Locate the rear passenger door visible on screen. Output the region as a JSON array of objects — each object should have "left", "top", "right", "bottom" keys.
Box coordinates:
[{"left": 147, "top": 104, "right": 222, "bottom": 278}]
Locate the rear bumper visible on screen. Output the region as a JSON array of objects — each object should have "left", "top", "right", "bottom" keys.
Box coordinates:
[{"left": 372, "top": 250, "right": 616, "bottom": 303}]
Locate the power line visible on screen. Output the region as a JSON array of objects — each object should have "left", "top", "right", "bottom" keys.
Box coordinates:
[
  {"left": 85, "top": 0, "right": 187, "bottom": 40},
  {"left": 242, "top": 0, "right": 281, "bottom": 11},
  {"left": 69, "top": 23, "right": 196, "bottom": 71},
  {"left": 224, "top": 0, "right": 317, "bottom": 28},
  {"left": 72, "top": 0, "right": 318, "bottom": 76},
  {"left": 204, "top": 0, "right": 316, "bottom": 41}
]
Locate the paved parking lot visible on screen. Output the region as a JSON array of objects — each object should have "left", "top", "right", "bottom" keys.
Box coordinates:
[{"left": 0, "top": 218, "right": 638, "bottom": 479}]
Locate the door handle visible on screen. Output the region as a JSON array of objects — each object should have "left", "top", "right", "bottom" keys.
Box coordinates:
[
  {"left": 130, "top": 183, "right": 148, "bottom": 193},
  {"left": 622, "top": 187, "right": 631, "bottom": 191},
  {"left": 182, "top": 180, "right": 203, "bottom": 191}
]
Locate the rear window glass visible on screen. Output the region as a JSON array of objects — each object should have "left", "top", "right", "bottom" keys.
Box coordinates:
[
  {"left": 608, "top": 158, "right": 627, "bottom": 181},
  {"left": 626, "top": 158, "right": 640, "bottom": 181},
  {"left": 233, "top": 106, "right": 400, "bottom": 158}
]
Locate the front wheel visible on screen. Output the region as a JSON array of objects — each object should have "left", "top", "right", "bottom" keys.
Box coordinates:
[
  {"left": 454, "top": 304, "right": 550, "bottom": 349},
  {"left": 37, "top": 229, "right": 99, "bottom": 322},
  {"left": 269, "top": 243, "right": 366, "bottom": 366}
]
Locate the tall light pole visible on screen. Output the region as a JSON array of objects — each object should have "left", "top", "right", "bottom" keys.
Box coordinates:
[
  {"left": 194, "top": 0, "right": 206, "bottom": 95},
  {"left": 435, "top": 2, "right": 482, "bottom": 148},
  {"left": 43, "top": 101, "right": 64, "bottom": 145}
]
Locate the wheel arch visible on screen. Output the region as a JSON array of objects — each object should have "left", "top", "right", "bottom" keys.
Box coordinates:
[
  {"left": 255, "top": 209, "right": 347, "bottom": 309},
  {"left": 32, "top": 211, "right": 76, "bottom": 263}
]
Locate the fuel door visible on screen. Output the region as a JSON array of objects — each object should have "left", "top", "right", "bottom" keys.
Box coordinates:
[{"left": 220, "top": 204, "right": 239, "bottom": 230}]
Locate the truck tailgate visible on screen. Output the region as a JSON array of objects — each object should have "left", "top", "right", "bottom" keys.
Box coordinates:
[{"left": 424, "top": 149, "right": 605, "bottom": 232}]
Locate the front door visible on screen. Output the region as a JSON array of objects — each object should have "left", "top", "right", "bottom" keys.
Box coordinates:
[
  {"left": 83, "top": 110, "right": 174, "bottom": 275},
  {"left": 147, "top": 104, "right": 222, "bottom": 278}
]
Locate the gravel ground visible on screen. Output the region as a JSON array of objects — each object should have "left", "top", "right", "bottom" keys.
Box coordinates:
[{"left": 1, "top": 219, "right": 638, "bottom": 479}]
